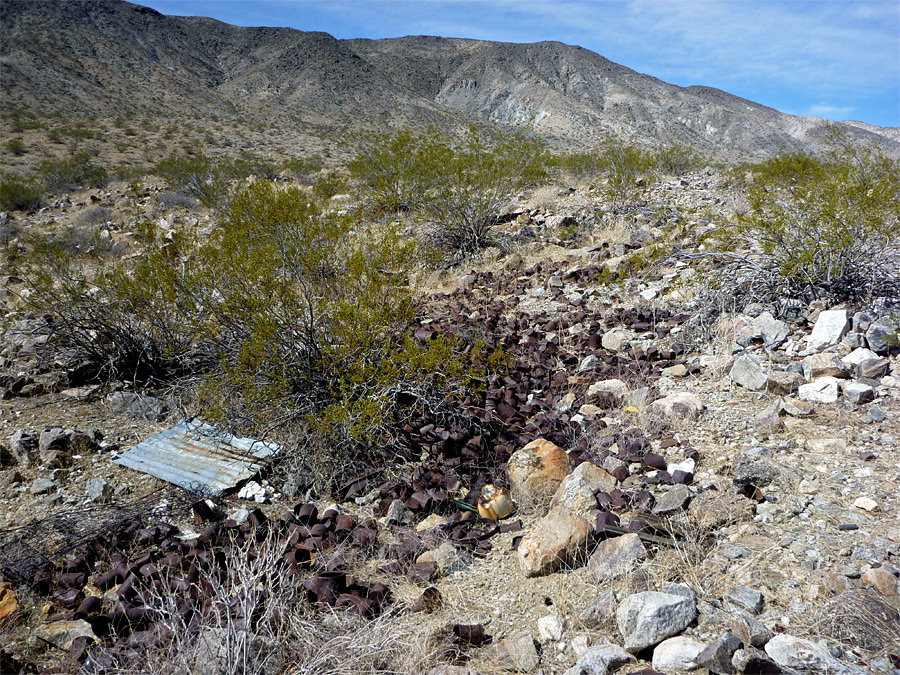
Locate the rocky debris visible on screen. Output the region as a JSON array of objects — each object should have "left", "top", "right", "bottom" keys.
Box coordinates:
[
  {"left": 39, "top": 427, "right": 70, "bottom": 467},
  {"left": 586, "top": 534, "right": 647, "bottom": 583},
  {"left": 687, "top": 490, "right": 755, "bottom": 529},
  {"left": 106, "top": 391, "right": 167, "bottom": 421},
  {"left": 765, "top": 370, "right": 803, "bottom": 395},
  {"left": 427, "top": 667, "right": 482, "bottom": 675},
  {"left": 696, "top": 631, "right": 742, "bottom": 673},
  {"left": 731, "top": 355, "right": 768, "bottom": 391},
  {"left": 648, "top": 392, "right": 704, "bottom": 420},
  {"left": 563, "top": 642, "right": 633, "bottom": 675},
  {"left": 652, "top": 636, "right": 705, "bottom": 671},
  {"left": 237, "top": 480, "right": 271, "bottom": 503},
  {"left": 616, "top": 590, "right": 697, "bottom": 653},
  {"left": 517, "top": 506, "right": 592, "bottom": 577},
  {"left": 764, "top": 634, "right": 866, "bottom": 674},
  {"left": 506, "top": 438, "right": 572, "bottom": 504},
  {"left": 587, "top": 379, "right": 628, "bottom": 404},
  {"left": 489, "top": 631, "right": 539, "bottom": 672}
]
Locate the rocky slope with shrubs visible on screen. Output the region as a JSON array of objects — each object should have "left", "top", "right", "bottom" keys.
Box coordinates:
[{"left": 0, "top": 140, "right": 898, "bottom": 674}]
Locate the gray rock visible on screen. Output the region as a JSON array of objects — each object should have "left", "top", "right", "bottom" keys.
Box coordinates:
[
  {"left": 107, "top": 391, "right": 168, "bottom": 421},
  {"left": 807, "top": 309, "right": 849, "bottom": 352},
  {"left": 9, "top": 429, "right": 36, "bottom": 467},
  {"left": 753, "top": 409, "right": 783, "bottom": 436},
  {"left": 86, "top": 478, "right": 111, "bottom": 503},
  {"left": 652, "top": 484, "right": 692, "bottom": 515},
  {"left": 537, "top": 614, "right": 565, "bottom": 643},
  {"left": 866, "top": 406, "right": 887, "bottom": 422},
  {"left": 30, "top": 477, "right": 55, "bottom": 494},
  {"left": 386, "top": 499, "right": 411, "bottom": 526},
  {"left": 617, "top": 591, "right": 697, "bottom": 652},
  {"left": 865, "top": 316, "right": 899, "bottom": 354},
  {"left": 586, "top": 534, "right": 647, "bottom": 583},
  {"left": 696, "top": 632, "right": 742, "bottom": 674},
  {"left": 652, "top": 636, "right": 706, "bottom": 671},
  {"left": 732, "top": 611, "right": 773, "bottom": 648},
  {"left": 427, "top": 667, "right": 483, "bottom": 675},
  {"left": 564, "top": 643, "right": 634, "bottom": 675},
  {"left": 765, "top": 634, "right": 866, "bottom": 674},
  {"left": 731, "top": 647, "right": 779, "bottom": 673},
  {"left": 730, "top": 355, "right": 768, "bottom": 391},
  {"left": 580, "top": 588, "right": 617, "bottom": 628},
  {"left": 490, "top": 631, "right": 539, "bottom": 672},
  {"left": 35, "top": 619, "right": 96, "bottom": 651},
  {"left": 761, "top": 319, "right": 790, "bottom": 348},
  {"left": 732, "top": 454, "right": 781, "bottom": 491},
  {"left": 852, "top": 310, "right": 875, "bottom": 332},
  {"left": 601, "top": 330, "right": 630, "bottom": 353},
  {"left": 856, "top": 357, "right": 890, "bottom": 379},
  {"left": 841, "top": 381, "right": 874, "bottom": 404},
  {"left": 726, "top": 586, "right": 765, "bottom": 614}
]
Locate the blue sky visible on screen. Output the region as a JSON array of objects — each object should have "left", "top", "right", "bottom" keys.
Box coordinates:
[{"left": 140, "top": 0, "right": 900, "bottom": 128}]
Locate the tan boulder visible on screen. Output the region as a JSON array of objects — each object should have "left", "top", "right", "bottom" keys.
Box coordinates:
[
  {"left": 507, "top": 439, "right": 572, "bottom": 504},
  {"left": 550, "top": 461, "right": 617, "bottom": 517},
  {"left": 517, "top": 506, "right": 593, "bottom": 577}
]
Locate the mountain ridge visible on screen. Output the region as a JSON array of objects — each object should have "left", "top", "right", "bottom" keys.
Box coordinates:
[{"left": 2, "top": 0, "right": 898, "bottom": 159}]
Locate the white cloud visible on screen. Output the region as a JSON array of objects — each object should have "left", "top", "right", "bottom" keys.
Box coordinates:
[{"left": 806, "top": 103, "right": 856, "bottom": 120}]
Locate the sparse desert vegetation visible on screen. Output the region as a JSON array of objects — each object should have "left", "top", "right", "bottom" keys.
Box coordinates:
[{"left": 1, "top": 2, "right": 899, "bottom": 674}]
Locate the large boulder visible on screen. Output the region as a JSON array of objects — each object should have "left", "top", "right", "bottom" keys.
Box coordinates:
[
  {"left": 517, "top": 506, "right": 593, "bottom": 578},
  {"left": 506, "top": 439, "right": 572, "bottom": 504}
]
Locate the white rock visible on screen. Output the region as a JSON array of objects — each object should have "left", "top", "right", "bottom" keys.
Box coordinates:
[
  {"left": 841, "top": 381, "right": 875, "bottom": 404},
  {"left": 765, "top": 634, "right": 866, "bottom": 674},
  {"left": 537, "top": 614, "right": 565, "bottom": 643},
  {"left": 798, "top": 376, "right": 841, "bottom": 403},
  {"left": 841, "top": 347, "right": 879, "bottom": 366},
  {"left": 731, "top": 355, "right": 768, "bottom": 391},
  {"left": 588, "top": 379, "right": 628, "bottom": 402},
  {"left": 652, "top": 636, "right": 705, "bottom": 671},
  {"left": 807, "top": 309, "right": 849, "bottom": 352},
  {"left": 853, "top": 497, "right": 878, "bottom": 512},
  {"left": 667, "top": 458, "right": 695, "bottom": 475},
  {"left": 617, "top": 591, "right": 697, "bottom": 653},
  {"left": 601, "top": 330, "right": 630, "bottom": 352},
  {"left": 237, "top": 480, "right": 270, "bottom": 503}
]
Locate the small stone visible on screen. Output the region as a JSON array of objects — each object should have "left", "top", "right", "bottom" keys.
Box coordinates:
[
  {"left": 416, "top": 513, "right": 448, "bottom": 532},
  {"left": 416, "top": 542, "right": 459, "bottom": 572},
  {"left": 490, "top": 631, "right": 539, "bottom": 672},
  {"left": 696, "top": 632, "right": 742, "bottom": 674},
  {"left": 586, "top": 534, "right": 647, "bottom": 583},
  {"left": 649, "top": 392, "right": 704, "bottom": 420},
  {"left": 537, "top": 614, "right": 565, "bottom": 643},
  {"left": 726, "top": 585, "right": 764, "bottom": 614},
  {"left": 587, "top": 378, "right": 629, "bottom": 403},
  {"left": 662, "top": 364, "right": 689, "bottom": 378},
  {"left": 765, "top": 634, "right": 866, "bottom": 674},
  {"left": 617, "top": 591, "right": 697, "bottom": 652},
  {"left": 601, "top": 330, "right": 630, "bottom": 352},
  {"left": 731, "top": 355, "right": 768, "bottom": 391},
  {"left": 0, "top": 587, "right": 19, "bottom": 621},
  {"left": 237, "top": 480, "right": 270, "bottom": 503},
  {"left": 732, "top": 454, "right": 781, "bottom": 492},
  {"left": 35, "top": 620, "right": 96, "bottom": 651},
  {"left": 782, "top": 398, "right": 814, "bottom": 417},
  {"left": 865, "top": 316, "right": 900, "bottom": 354},
  {"left": 732, "top": 611, "right": 774, "bottom": 648},
  {"left": 766, "top": 370, "right": 803, "bottom": 395},
  {"left": 688, "top": 491, "right": 755, "bottom": 530},
  {"left": 30, "top": 477, "right": 55, "bottom": 494},
  {"left": 652, "top": 484, "right": 692, "bottom": 515},
  {"left": 563, "top": 643, "right": 634, "bottom": 675},
  {"left": 807, "top": 309, "right": 849, "bottom": 352},
  {"left": 550, "top": 462, "right": 617, "bottom": 517},
  {"left": 841, "top": 381, "right": 874, "bottom": 404},
  {"left": 580, "top": 588, "right": 617, "bottom": 628},
  {"left": 852, "top": 497, "right": 878, "bottom": 512},
  {"left": 86, "top": 479, "right": 112, "bottom": 503},
  {"left": 731, "top": 647, "right": 779, "bottom": 673},
  {"left": 652, "top": 636, "right": 705, "bottom": 671},
  {"left": 866, "top": 406, "right": 887, "bottom": 422},
  {"left": 855, "top": 358, "right": 890, "bottom": 379}
]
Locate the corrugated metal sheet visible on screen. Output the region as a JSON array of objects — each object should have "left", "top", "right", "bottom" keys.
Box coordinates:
[{"left": 114, "top": 419, "right": 281, "bottom": 496}]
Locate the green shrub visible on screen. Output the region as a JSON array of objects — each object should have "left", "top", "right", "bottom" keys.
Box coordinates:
[
  {"left": 6, "top": 138, "right": 25, "bottom": 156},
  {"left": 0, "top": 174, "right": 43, "bottom": 211},
  {"left": 312, "top": 170, "right": 349, "bottom": 200},
  {"left": 153, "top": 152, "right": 231, "bottom": 207},
  {"left": 654, "top": 143, "right": 703, "bottom": 175},
  {"left": 718, "top": 129, "right": 900, "bottom": 303},
  {"left": 38, "top": 150, "right": 108, "bottom": 191},
  {"left": 598, "top": 138, "right": 655, "bottom": 206}
]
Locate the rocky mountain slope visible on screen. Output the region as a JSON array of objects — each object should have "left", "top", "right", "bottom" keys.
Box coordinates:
[{"left": 3, "top": 0, "right": 899, "bottom": 160}]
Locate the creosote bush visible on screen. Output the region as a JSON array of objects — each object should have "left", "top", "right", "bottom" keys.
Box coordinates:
[
  {"left": 351, "top": 126, "right": 548, "bottom": 259},
  {"left": 710, "top": 128, "right": 900, "bottom": 303}
]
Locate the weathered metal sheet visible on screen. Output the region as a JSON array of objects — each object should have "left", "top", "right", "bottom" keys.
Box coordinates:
[{"left": 114, "top": 419, "right": 281, "bottom": 496}]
